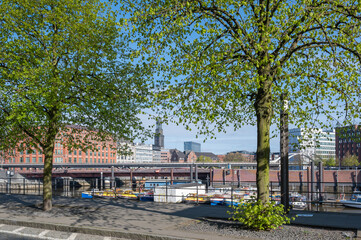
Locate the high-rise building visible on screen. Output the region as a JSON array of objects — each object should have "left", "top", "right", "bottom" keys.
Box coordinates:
[
  {"left": 184, "top": 141, "right": 201, "bottom": 152},
  {"left": 289, "top": 128, "right": 335, "bottom": 164},
  {"left": 154, "top": 121, "right": 164, "bottom": 149}
]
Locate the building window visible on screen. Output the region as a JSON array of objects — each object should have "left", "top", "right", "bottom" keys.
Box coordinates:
[
  {"left": 74, "top": 150, "right": 77, "bottom": 155},
  {"left": 26, "top": 157, "right": 30, "bottom": 163},
  {"left": 74, "top": 158, "right": 77, "bottom": 163},
  {"left": 69, "top": 157, "right": 72, "bottom": 163},
  {"left": 86, "top": 158, "right": 88, "bottom": 163},
  {"left": 39, "top": 157, "right": 43, "bottom": 162},
  {"left": 32, "top": 157, "right": 36, "bottom": 163},
  {"left": 20, "top": 157, "right": 23, "bottom": 163}
]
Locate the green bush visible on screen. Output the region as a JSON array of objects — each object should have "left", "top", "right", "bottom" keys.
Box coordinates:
[{"left": 227, "top": 200, "right": 294, "bottom": 231}]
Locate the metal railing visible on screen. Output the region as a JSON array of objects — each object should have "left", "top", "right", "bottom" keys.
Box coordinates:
[{"left": 0, "top": 177, "right": 359, "bottom": 211}]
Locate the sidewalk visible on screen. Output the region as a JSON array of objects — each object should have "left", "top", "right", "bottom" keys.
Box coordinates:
[{"left": 0, "top": 194, "right": 360, "bottom": 240}]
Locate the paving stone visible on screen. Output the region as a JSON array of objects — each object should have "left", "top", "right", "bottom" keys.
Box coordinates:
[
  {"left": 74, "top": 233, "right": 105, "bottom": 240},
  {"left": 43, "top": 230, "right": 72, "bottom": 239},
  {"left": 19, "top": 227, "right": 45, "bottom": 236},
  {"left": 0, "top": 224, "right": 23, "bottom": 231}
]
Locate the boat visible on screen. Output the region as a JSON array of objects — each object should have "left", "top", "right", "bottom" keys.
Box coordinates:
[
  {"left": 340, "top": 191, "right": 361, "bottom": 209},
  {"left": 224, "top": 193, "right": 245, "bottom": 206},
  {"left": 210, "top": 194, "right": 231, "bottom": 206},
  {"left": 139, "top": 191, "right": 154, "bottom": 201},
  {"left": 289, "top": 194, "right": 307, "bottom": 210},
  {"left": 184, "top": 193, "right": 210, "bottom": 204},
  {"left": 118, "top": 190, "right": 138, "bottom": 200},
  {"left": 101, "top": 189, "right": 117, "bottom": 198},
  {"left": 81, "top": 191, "right": 93, "bottom": 199}
]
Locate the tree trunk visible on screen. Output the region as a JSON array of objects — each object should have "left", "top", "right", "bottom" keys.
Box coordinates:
[
  {"left": 254, "top": 77, "right": 272, "bottom": 204},
  {"left": 43, "top": 123, "right": 57, "bottom": 211}
]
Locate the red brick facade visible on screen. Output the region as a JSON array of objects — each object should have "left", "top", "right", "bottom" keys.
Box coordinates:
[
  {"left": 336, "top": 125, "right": 361, "bottom": 164},
  {"left": 1, "top": 126, "right": 117, "bottom": 165}
]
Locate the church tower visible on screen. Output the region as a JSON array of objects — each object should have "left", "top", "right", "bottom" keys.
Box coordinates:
[{"left": 154, "top": 120, "right": 164, "bottom": 149}]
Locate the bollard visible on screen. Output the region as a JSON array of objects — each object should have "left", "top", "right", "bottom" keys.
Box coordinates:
[
  {"left": 190, "top": 165, "right": 193, "bottom": 182},
  {"left": 111, "top": 166, "right": 115, "bottom": 189}
]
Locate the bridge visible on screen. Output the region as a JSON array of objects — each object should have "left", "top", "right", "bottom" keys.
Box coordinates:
[{"left": 1, "top": 162, "right": 280, "bottom": 169}]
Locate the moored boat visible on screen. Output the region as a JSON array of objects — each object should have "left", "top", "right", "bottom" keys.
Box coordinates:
[
  {"left": 81, "top": 191, "right": 93, "bottom": 199},
  {"left": 139, "top": 191, "right": 154, "bottom": 201},
  {"left": 118, "top": 190, "right": 138, "bottom": 200},
  {"left": 340, "top": 191, "right": 361, "bottom": 209},
  {"left": 184, "top": 193, "right": 210, "bottom": 204},
  {"left": 210, "top": 194, "right": 231, "bottom": 206}
]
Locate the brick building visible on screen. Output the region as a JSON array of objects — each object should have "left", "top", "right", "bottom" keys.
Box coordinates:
[
  {"left": 1, "top": 125, "right": 117, "bottom": 165},
  {"left": 170, "top": 149, "right": 197, "bottom": 163},
  {"left": 336, "top": 125, "right": 361, "bottom": 163}
]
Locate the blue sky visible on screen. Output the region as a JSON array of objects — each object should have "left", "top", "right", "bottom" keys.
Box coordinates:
[{"left": 143, "top": 119, "right": 280, "bottom": 155}]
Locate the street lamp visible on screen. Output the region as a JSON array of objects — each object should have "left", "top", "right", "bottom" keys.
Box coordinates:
[{"left": 6, "top": 170, "right": 14, "bottom": 194}]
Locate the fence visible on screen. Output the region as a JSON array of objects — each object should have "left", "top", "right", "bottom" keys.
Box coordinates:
[{"left": 0, "top": 176, "right": 359, "bottom": 211}]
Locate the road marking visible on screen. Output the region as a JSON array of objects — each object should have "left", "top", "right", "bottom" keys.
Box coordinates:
[
  {"left": 297, "top": 214, "right": 313, "bottom": 217},
  {"left": 39, "top": 229, "right": 50, "bottom": 237},
  {"left": 0, "top": 224, "right": 4, "bottom": 228},
  {"left": 103, "top": 237, "right": 111, "bottom": 240},
  {"left": 67, "top": 233, "right": 77, "bottom": 240},
  {"left": 12, "top": 226, "right": 25, "bottom": 233}
]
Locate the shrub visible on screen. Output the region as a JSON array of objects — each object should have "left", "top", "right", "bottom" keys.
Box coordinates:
[{"left": 227, "top": 200, "right": 294, "bottom": 231}]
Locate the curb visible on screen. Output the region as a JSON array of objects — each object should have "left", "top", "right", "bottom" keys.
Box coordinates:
[{"left": 0, "top": 218, "right": 193, "bottom": 240}]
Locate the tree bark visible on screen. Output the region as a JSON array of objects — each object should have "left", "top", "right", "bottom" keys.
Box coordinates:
[
  {"left": 43, "top": 120, "right": 57, "bottom": 211},
  {"left": 254, "top": 76, "right": 272, "bottom": 203}
]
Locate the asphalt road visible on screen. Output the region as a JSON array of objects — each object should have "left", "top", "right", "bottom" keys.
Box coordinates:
[{"left": 0, "top": 232, "right": 40, "bottom": 240}]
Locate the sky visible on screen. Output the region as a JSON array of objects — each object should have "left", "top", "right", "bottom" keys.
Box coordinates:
[{"left": 142, "top": 119, "right": 281, "bottom": 155}]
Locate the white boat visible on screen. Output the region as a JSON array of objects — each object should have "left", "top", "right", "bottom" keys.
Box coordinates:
[
  {"left": 340, "top": 192, "right": 361, "bottom": 209},
  {"left": 291, "top": 201, "right": 307, "bottom": 209}
]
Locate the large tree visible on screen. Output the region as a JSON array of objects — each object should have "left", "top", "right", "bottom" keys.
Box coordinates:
[
  {"left": 0, "top": 0, "right": 150, "bottom": 210},
  {"left": 122, "top": 0, "right": 361, "bottom": 203}
]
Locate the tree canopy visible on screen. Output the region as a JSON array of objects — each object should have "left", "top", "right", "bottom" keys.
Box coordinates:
[
  {"left": 342, "top": 153, "right": 359, "bottom": 167},
  {"left": 197, "top": 155, "right": 213, "bottom": 162},
  {"left": 122, "top": 0, "right": 361, "bottom": 203},
  {"left": 224, "top": 152, "right": 249, "bottom": 162},
  {"left": 0, "top": 0, "right": 151, "bottom": 210}
]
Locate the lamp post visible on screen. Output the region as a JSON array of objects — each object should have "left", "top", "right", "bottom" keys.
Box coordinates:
[
  {"left": 6, "top": 170, "right": 14, "bottom": 194},
  {"left": 280, "top": 93, "right": 290, "bottom": 212}
]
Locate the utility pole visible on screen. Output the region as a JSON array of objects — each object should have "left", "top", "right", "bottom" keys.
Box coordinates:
[{"left": 280, "top": 93, "right": 290, "bottom": 211}]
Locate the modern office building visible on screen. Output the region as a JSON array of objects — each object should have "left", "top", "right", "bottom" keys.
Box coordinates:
[
  {"left": 184, "top": 141, "right": 201, "bottom": 152},
  {"left": 336, "top": 124, "right": 361, "bottom": 163},
  {"left": 289, "top": 128, "right": 335, "bottom": 164},
  {"left": 134, "top": 143, "right": 153, "bottom": 163}
]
